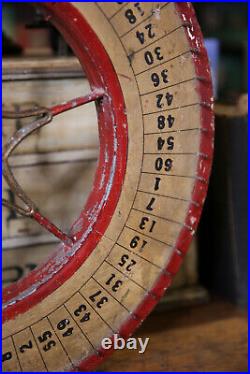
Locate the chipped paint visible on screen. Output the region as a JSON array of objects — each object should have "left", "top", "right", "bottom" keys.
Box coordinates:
[
  {"left": 190, "top": 216, "right": 197, "bottom": 225},
  {"left": 152, "top": 6, "right": 161, "bottom": 20}
]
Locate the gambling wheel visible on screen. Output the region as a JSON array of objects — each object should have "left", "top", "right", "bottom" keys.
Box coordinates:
[{"left": 2, "top": 2, "right": 214, "bottom": 372}]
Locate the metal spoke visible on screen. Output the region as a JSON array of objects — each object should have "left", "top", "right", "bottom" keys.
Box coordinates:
[
  {"left": 2, "top": 89, "right": 105, "bottom": 246},
  {"left": 50, "top": 89, "right": 104, "bottom": 116}
]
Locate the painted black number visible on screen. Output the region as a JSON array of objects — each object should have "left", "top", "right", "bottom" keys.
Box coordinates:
[
  {"left": 74, "top": 304, "right": 91, "bottom": 323},
  {"left": 89, "top": 290, "right": 108, "bottom": 308},
  {"left": 57, "top": 319, "right": 74, "bottom": 337},
  {"left": 151, "top": 69, "right": 169, "bottom": 87},
  {"left": 154, "top": 177, "right": 161, "bottom": 191},
  {"left": 157, "top": 115, "right": 175, "bottom": 130},
  {"left": 118, "top": 254, "right": 137, "bottom": 271},
  {"left": 106, "top": 273, "right": 123, "bottom": 292},
  {"left": 157, "top": 136, "right": 174, "bottom": 151},
  {"left": 155, "top": 157, "right": 173, "bottom": 172},
  {"left": 38, "top": 331, "right": 52, "bottom": 343},
  {"left": 156, "top": 92, "right": 173, "bottom": 109},
  {"left": 125, "top": 9, "right": 137, "bottom": 24},
  {"left": 146, "top": 197, "right": 155, "bottom": 211},
  {"left": 19, "top": 340, "right": 33, "bottom": 353},
  {"left": 139, "top": 217, "right": 156, "bottom": 232},
  {"left": 129, "top": 236, "right": 147, "bottom": 251},
  {"left": 2, "top": 352, "right": 12, "bottom": 362},
  {"left": 125, "top": 3, "right": 144, "bottom": 24},
  {"left": 144, "top": 47, "right": 163, "bottom": 65},
  {"left": 43, "top": 341, "right": 56, "bottom": 352},
  {"left": 38, "top": 331, "right": 56, "bottom": 352},
  {"left": 136, "top": 23, "right": 155, "bottom": 44}
]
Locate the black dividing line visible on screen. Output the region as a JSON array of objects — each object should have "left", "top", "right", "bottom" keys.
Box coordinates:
[
  {"left": 125, "top": 224, "right": 173, "bottom": 247},
  {"left": 144, "top": 152, "right": 199, "bottom": 155},
  {"left": 132, "top": 207, "right": 184, "bottom": 227},
  {"left": 135, "top": 49, "right": 191, "bottom": 76},
  {"left": 46, "top": 317, "right": 73, "bottom": 368},
  {"left": 128, "top": 23, "right": 185, "bottom": 59},
  {"left": 140, "top": 77, "right": 198, "bottom": 97},
  {"left": 107, "top": 2, "right": 129, "bottom": 20},
  {"left": 144, "top": 128, "right": 200, "bottom": 135},
  {"left": 141, "top": 171, "right": 197, "bottom": 179},
  {"left": 29, "top": 327, "right": 49, "bottom": 372},
  {"left": 135, "top": 50, "right": 192, "bottom": 77},
  {"left": 63, "top": 303, "right": 96, "bottom": 351},
  {"left": 143, "top": 102, "right": 201, "bottom": 116},
  {"left": 120, "top": 2, "right": 170, "bottom": 39},
  {"left": 105, "top": 259, "right": 149, "bottom": 292},
  {"left": 114, "top": 241, "right": 162, "bottom": 269},
  {"left": 4, "top": 277, "right": 105, "bottom": 341},
  {"left": 78, "top": 290, "right": 116, "bottom": 334},
  {"left": 86, "top": 241, "right": 117, "bottom": 281},
  {"left": 10, "top": 335, "right": 23, "bottom": 372},
  {"left": 137, "top": 189, "right": 190, "bottom": 203},
  {"left": 118, "top": 225, "right": 172, "bottom": 249}
]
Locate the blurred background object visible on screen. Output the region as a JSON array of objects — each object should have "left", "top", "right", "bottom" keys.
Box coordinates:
[
  {"left": 194, "top": 2, "right": 248, "bottom": 102},
  {"left": 194, "top": 3, "right": 248, "bottom": 308},
  {"left": 204, "top": 38, "right": 220, "bottom": 98}
]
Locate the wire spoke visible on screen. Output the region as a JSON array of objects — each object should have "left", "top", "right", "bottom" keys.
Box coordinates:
[{"left": 2, "top": 89, "right": 105, "bottom": 246}]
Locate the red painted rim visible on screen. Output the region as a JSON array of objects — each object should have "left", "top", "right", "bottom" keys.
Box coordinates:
[{"left": 2, "top": 3, "right": 214, "bottom": 371}]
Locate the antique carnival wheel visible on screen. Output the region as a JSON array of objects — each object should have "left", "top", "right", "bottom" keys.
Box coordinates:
[{"left": 2, "top": 2, "right": 214, "bottom": 372}]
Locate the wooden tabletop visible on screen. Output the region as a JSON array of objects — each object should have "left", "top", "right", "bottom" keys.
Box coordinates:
[{"left": 99, "top": 301, "right": 248, "bottom": 372}]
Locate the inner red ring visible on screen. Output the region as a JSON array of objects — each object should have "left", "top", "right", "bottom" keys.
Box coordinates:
[{"left": 3, "top": 3, "right": 128, "bottom": 322}]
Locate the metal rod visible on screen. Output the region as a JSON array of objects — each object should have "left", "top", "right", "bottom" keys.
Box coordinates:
[
  {"left": 50, "top": 89, "right": 105, "bottom": 116},
  {"left": 2, "top": 89, "right": 105, "bottom": 246}
]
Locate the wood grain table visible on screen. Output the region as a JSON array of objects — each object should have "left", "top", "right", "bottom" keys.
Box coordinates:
[{"left": 99, "top": 301, "right": 248, "bottom": 372}]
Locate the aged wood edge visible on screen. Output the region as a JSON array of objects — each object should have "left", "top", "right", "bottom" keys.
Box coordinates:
[
  {"left": 8, "top": 149, "right": 99, "bottom": 168},
  {"left": 2, "top": 56, "right": 85, "bottom": 81}
]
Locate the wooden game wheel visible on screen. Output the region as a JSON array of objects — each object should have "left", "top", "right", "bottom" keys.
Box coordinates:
[{"left": 2, "top": 2, "right": 214, "bottom": 371}]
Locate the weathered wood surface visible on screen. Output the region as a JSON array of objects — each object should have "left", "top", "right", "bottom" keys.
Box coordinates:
[
  {"left": 2, "top": 59, "right": 98, "bottom": 155},
  {"left": 2, "top": 57, "right": 84, "bottom": 81}
]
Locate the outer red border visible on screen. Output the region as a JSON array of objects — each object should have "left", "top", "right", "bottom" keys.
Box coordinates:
[{"left": 2, "top": 3, "right": 214, "bottom": 371}]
